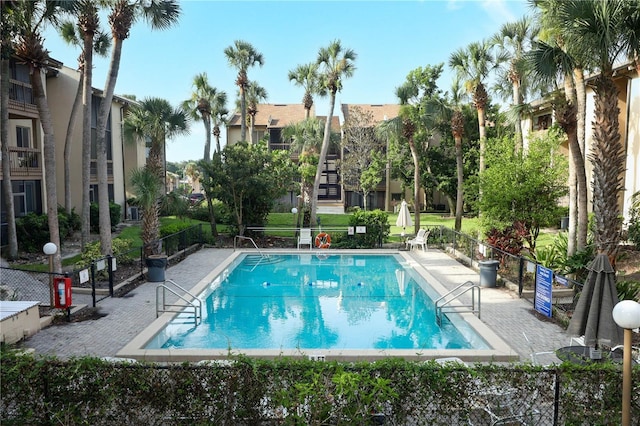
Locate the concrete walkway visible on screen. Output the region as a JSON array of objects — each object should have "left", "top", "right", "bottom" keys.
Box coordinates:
[{"left": 22, "top": 248, "right": 569, "bottom": 364}]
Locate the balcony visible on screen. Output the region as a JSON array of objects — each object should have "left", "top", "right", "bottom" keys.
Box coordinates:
[
  {"left": 8, "top": 79, "right": 38, "bottom": 116},
  {"left": 0, "top": 147, "right": 42, "bottom": 177}
]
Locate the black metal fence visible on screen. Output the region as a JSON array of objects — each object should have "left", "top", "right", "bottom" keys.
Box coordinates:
[
  {"left": 0, "top": 224, "right": 204, "bottom": 308},
  {"left": 424, "top": 226, "right": 584, "bottom": 319}
]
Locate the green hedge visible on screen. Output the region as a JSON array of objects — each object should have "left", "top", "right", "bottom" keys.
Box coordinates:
[{"left": 2, "top": 352, "right": 638, "bottom": 425}]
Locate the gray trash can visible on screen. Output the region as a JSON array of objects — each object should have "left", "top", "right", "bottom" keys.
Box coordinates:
[
  {"left": 479, "top": 260, "right": 500, "bottom": 288},
  {"left": 145, "top": 255, "right": 167, "bottom": 282}
]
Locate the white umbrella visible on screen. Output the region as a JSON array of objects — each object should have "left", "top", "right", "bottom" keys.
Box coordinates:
[
  {"left": 395, "top": 268, "right": 406, "bottom": 296},
  {"left": 395, "top": 200, "right": 413, "bottom": 234}
]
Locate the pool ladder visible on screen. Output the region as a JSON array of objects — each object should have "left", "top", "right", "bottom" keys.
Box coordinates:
[
  {"left": 156, "top": 279, "right": 202, "bottom": 325},
  {"left": 435, "top": 280, "right": 481, "bottom": 326},
  {"left": 234, "top": 235, "right": 266, "bottom": 257}
]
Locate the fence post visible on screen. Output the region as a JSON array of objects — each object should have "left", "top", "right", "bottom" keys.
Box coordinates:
[
  {"left": 90, "top": 262, "right": 96, "bottom": 308},
  {"left": 139, "top": 246, "right": 144, "bottom": 278},
  {"left": 107, "top": 255, "right": 114, "bottom": 298},
  {"left": 470, "top": 238, "right": 475, "bottom": 266},
  {"left": 518, "top": 256, "right": 525, "bottom": 296}
]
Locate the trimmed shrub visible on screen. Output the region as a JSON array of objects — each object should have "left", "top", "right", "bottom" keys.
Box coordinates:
[
  {"left": 15, "top": 213, "right": 49, "bottom": 252},
  {"left": 90, "top": 202, "right": 122, "bottom": 233}
]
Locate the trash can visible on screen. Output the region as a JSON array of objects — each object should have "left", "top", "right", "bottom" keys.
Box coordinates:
[
  {"left": 145, "top": 255, "right": 167, "bottom": 282},
  {"left": 479, "top": 260, "right": 500, "bottom": 288},
  {"left": 560, "top": 216, "right": 569, "bottom": 230}
]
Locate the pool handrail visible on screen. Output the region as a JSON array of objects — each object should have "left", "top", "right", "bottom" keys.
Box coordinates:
[
  {"left": 233, "top": 235, "right": 266, "bottom": 257},
  {"left": 435, "top": 280, "right": 481, "bottom": 325},
  {"left": 156, "top": 279, "right": 202, "bottom": 325}
]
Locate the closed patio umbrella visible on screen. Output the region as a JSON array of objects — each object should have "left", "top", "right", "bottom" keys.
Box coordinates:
[
  {"left": 395, "top": 200, "right": 413, "bottom": 234},
  {"left": 567, "top": 253, "right": 623, "bottom": 349}
]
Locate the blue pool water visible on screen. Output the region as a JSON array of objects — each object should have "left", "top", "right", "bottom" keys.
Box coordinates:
[{"left": 146, "top": 253, "right": 488, "bottom": 351}]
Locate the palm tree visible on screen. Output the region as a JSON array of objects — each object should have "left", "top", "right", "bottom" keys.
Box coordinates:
[
  {"left": 224, "top": 40, "right": 264, "bottom": 143},
  {"left": 245, "top": 81, "right": 268, "bottom": 144},
  {"left": 283, "top": 117, "right": 331, "bottom": 226},
  {"left": 547, "top": 0, "right": 640, "bottom": 259},
  {"left": 124, "top": 97, "right": 188, "bottom": 256},
  {"left": 526, "top": 37, "right": 589, "bottom": 256},
  {"left": 449, "top": 40, "right": 500, "bottom": 177},
  {"left": 58, "top": 7, "right": 110, "bottom": 249},
  {"left": 95, "top": 0, "right": 181, "bottom": 255},
  {"left": 310, "top": 40, "right": 356, "bottom": 227},
  {"left": 449, "top": 78, "right": 467, "bottom": 232},
  {"left": 288, "top": 62, "right": 326, "bottom": 119},
  {"left": 1, "top": 0, "right": 20, "bottom": 259},
  {"left": 129, "top": 166, "right": 163, "bottom": 257},
  {"left": 211, "top": 98, "right": 228, "bottom": 154},
  {"left": 182, "top": 72, "right": 227, "bottom": 161},
  {"left": 12, "top": 0, "right": 75, "bottom": 273},
  {"left": 491, "top": 16, "right": 539, "bottom": 151}
]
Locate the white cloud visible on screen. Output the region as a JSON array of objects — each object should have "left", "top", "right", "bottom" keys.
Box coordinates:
[{"left": 481, "top": 0, "right": 521, "bottom": 25}]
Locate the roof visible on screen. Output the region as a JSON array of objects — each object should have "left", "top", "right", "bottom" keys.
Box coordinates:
[
  {"left": 341, "top": 104, "right": 401, "bottom": 124},
  {"left": 227, "top": 104, "right": 313, "bottom": 127}
]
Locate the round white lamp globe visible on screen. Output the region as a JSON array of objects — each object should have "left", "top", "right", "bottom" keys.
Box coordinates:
[
  {"left": 43, "top": 242, "right": 57, "bottom": 256},
  {"left": 291, "top": 207, "right": 298, "bottom": 214},
  {"left": 612, "top": 300, "right": 640, "bottom": 330}
]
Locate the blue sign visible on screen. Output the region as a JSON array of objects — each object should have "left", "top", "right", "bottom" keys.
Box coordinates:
[{"left": 535, "top": 265, "right": 553, "bottom": 318}]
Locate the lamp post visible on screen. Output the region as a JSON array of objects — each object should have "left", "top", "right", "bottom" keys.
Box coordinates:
[
  {"left": 291, "top": 207, "right": 298, "bottom": 239},
  {"left": 612, "top": 300, "right": 640, "bottom": 426},
  {"left": 43, "top": 242, "right": 57, "bottom": 307}
]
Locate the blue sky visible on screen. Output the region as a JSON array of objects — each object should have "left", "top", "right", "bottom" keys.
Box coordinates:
[{"left": 43, "top": 0, "right": 531, "bottom": 163}]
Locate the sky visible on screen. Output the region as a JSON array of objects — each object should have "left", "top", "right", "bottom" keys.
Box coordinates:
[{"left": 43, "top": 0, "right": 531, "bottom": 163}]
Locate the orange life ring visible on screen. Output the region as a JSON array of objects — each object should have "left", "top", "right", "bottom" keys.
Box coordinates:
[{"left": 315, "top": 232, "right": 331, "bottom": 249}]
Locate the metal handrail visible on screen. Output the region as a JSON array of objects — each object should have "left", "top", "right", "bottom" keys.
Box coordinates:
[
  {"left": 234, "top": 235, "right": 265, "bottom": 257},
  {"left": 156, "top": 279, "right": 202, "bottom": 325},
  {"left": 435, "top": 280, "right": 481, "bottom": 325}
]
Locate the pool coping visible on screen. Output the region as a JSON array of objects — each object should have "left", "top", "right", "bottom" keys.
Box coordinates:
[{"left": 117, "top": 249, "right": 519, "bottom": 363}]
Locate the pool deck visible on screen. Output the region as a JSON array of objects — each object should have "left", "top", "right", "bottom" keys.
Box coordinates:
[{"left": 21, "top": 248, "right": 568, "bottom": 365}]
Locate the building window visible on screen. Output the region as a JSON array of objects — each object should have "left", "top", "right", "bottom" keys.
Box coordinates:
[
  {"left": 16, "top": 126, "right": 31, "bottom": 148},
  {"left": 11, "top": 180, "right": 41, "bottom": 216},
  {"left": 89, "top": 184, "right": 115, "bottom": 203}
]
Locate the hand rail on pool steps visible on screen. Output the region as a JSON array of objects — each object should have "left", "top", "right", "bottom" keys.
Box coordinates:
[
  {"left": 156, "top": 279, "right": 202, "bottom": 325},
  {"left": 434, "top": 280, "right": 481, "bottom": 325}
]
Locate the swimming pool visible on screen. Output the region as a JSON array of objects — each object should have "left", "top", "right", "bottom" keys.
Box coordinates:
[{"left": 119, "top": 250, "right": 516, "bottom": 362}]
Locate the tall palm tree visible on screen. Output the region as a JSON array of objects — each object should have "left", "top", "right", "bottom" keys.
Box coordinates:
[
  {"left": 59, "top": 7, "right": 110, "bottom": 246},
  {"left": 491, "top": 16, "right": 539, "bottom": 151},
  {"left": 283, "top": 117, "right": 327, "bottom": 226},
  {"left": 549, "top": 0, "right": 640, "bottom": 259},
  {"left": 449, "top": 78, "right": 467, "bottom": 232},
  {"left": 182, "top": 72, "right": 227, "bottom": 161},
  {"left": 12, "top": 0, "right": 75, "bottom": 273},
  {"left": 533, "top": 0, "right": 589, "bottom": 256},
  {"left": 95, "top": 0, "right": 181, "bottom": 256},
  {"left": 288, "top": 62, "right": 326, "bottom": 119},
  {"left": 124, "top": 97, "right": 188, "bottom": 256},
  {"left": 245, "top": 81, "right": 268, "bottom": 144},
  {"left": 310, "top": 39, "right": 356, "bottom": 227},
  {"left": 0, "top": 0, "right": 20, "bottom": 259},
  {"left": 211, "top": 99, "right": 228, "bottom": 154},
  {"left": 224, "top": 40, "right": 264, "bottom": 143},
  {"left": 449, "top": 40, "right": 500, "bottom": 177},
  {"left": 526, "top": 37, "right": 589, "bottom": 256}
]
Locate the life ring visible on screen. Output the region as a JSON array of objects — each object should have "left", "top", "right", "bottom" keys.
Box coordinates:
[{"left": 315, "top": 232, "right": 331, "bottom": 249}]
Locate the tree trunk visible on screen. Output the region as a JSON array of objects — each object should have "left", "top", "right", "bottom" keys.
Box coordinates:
[
  {"left": 240, "top": 85, "right": 247, "bottom": 142},
  {"left": 573, "top": 67, "right": 588, "bottom": 251},
  {"left": 409, "top": 137, "right": 421, "bottom": 233},
  {"left": 0, "top": 58, "right": 18, "bottom": 258},
  {"left": 591, "top": 75, "right": 624, "bottom": 260},
  {"left": 513, "top": 81, "right": 523, "bottom": 152},
  {"left": 31, "top": 69, "right": 62, "bottom": 273},
  {"left": 454, "top": 136, "right": 464, "bottom": 232},
  {"left": 563, "top": 75, "right": 577, "bottom": 257},
  {"left": 311, "top": 91, "right": 336, "bottom": 228},
  {"left": 95, "top": 38, "right": 124, "bottom": 256},
  {"left": 203, "top": 115, "right": 211, "bottom": 161},
  {"left": 81, "top": 46, "right": 92, "bottom": 248},
  {"left": 249, "top": 114, "right": 255, "bottom": 144},
  {"left": 64, "top": 73, "right": 83, "bottom": 215}
]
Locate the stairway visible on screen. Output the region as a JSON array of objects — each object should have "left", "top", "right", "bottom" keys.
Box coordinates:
[{"left": 317, "top": 202, "right": 344, "bottom": 215}]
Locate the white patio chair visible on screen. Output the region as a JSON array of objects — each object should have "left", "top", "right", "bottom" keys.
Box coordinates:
[
  {"left": 407, "top": 229, "right": 429, "bottom": 251},
  {"left": 297, "top": 228, "right": 313, "bottom": 250},
  {"left": 523, "top": 332, "right": 556, "bottom": 366}
]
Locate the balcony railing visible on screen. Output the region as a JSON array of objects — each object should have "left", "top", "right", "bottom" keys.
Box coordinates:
[
  {"left": 8, "top": 79, "right": 38, "bottom": 115},
  {"left": 0, "top": 147, "right": 42, "bottom": 177}
]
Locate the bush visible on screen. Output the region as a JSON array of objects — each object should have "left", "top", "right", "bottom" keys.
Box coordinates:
[
  {"left": 187, "top": 200, "right": 231, "bottom": 225},
  {"left": 15, "top": 213, "right": 49, "bottom": 252},
  {"left": 58, "top": 207, "right": 81, "bottom": 239},
  {"left": 333, "top": 210, "right": 389, "bottom": 249},
  {"left": 90, "top": 202, "right": 122, "bottom": 233},
  {"left": 75, "top": 239, "right": 134, "bottom": 277}
]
